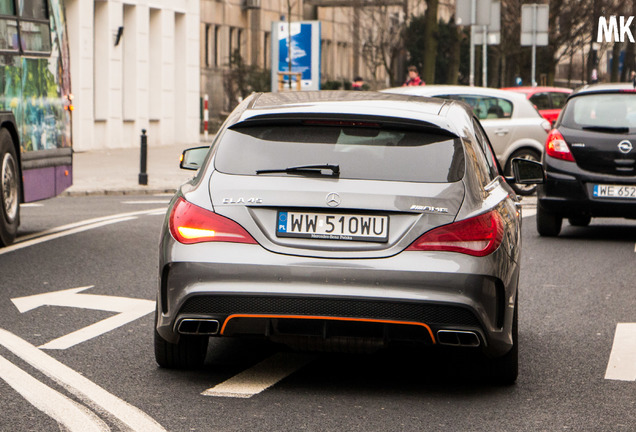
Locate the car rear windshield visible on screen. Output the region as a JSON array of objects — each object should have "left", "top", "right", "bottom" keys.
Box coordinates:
[
  {"left": 214, "top": 123, "right": 465, "bottom": 183},
  {"left": 438, "top": 95, "right": 513, "bottom": 120},
  {"left": 561, "top": 93, "right": 636, "bottom": 131}
]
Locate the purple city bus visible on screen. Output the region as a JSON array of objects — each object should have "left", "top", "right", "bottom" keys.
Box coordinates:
[{"left": 0, "top": 0, "right": 72, "bottom": 246}]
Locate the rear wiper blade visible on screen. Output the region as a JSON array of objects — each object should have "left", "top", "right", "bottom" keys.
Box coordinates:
[
  {"left": 581, "top": 126, "right": 629, "bottom": 133},
  {"left": 256, "top": 164, "right": 340, "bottom": 176}
]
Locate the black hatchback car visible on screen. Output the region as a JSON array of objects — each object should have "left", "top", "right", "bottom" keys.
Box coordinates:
[{"left": 537, "top": 84, "right": 636, "bottom": 236}]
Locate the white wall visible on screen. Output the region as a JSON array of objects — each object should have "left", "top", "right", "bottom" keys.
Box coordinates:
[{"left": 66, "top": 0, "right": 200, "bottom": 151}]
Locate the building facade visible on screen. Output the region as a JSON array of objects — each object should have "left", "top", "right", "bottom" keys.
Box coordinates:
[{"left": 65, "top": 0, "right": 200, "bottom": 151}]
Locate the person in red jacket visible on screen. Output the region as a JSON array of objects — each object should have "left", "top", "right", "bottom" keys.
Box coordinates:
[
  {"left": 352, "top": 76, "right": 365, "bottom": 90},
  {"left": 403, "top": 66, "right": 424, "bottom": 86}
]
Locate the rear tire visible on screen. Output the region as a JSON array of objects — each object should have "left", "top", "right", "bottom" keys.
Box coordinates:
[
  {"left": 487, "top": 301, "right": 518, "bottom": 385},
  {"left": 536, "top": 205, "right": 562, "bottom": 237},
  {"left": 154, "top": 319, "right": 208, "bottom": 369},
  {"left": 568, "top": 216, "right": 591, "bottom": 227},
  {"left": 506, "top": 148, "right": 541, "bottom": 196},
  {"left": 0, "top": 129, "right": 20, "bottom": 247}
]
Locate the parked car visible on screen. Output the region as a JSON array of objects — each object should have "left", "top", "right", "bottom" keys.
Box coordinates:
[
  {"left": 384, "top": 85, "right": 551, "bottom": 195},
  {"left": 502, "top": 86, "right": 572, "bottom": 125},
  {"left": 155, "top": 91, "right": 543, "bottom": 384},
  {"left": 537, "top": 83, "right": 636, "bottom": 236}
]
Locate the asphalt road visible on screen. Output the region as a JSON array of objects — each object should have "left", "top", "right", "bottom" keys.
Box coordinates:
[{"left": 1, "top": 194, "right": 635, "bottom": 432}]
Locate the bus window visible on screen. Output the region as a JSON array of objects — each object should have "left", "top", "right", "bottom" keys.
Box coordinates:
[
  {"left": 19, "top": 0, "right": 48, "bottom": 20},
  {"left": 19, "top": 20, "right": 50, "bottom": 52},
  {"left": 0, "top": 1, "right": 15, "bottom": 15},
  {"left": 0, "top": 17, "right": 19, "bottom": 51},
  {"left": 18, "top": 0, "right": 50, "bottom": 53}
]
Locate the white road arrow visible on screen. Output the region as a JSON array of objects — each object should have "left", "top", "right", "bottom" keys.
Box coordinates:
[{"left": 11, "top": 286, "right": 155, "bottom": 350}]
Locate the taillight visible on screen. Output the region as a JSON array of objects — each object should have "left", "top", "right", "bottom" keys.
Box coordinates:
[
  {"left": 545, "top": 129, "right": 575, "bottom": 162},
  {"left": 406, "top": 210, "right": 504, "bottom": 257},
  {"left": 169, "top": 197, "right": 257, "bottom": 245}
]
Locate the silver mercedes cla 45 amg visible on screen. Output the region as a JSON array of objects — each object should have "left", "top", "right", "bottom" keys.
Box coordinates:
[{"left": 155, "top": 91, "right": 543, "bottom": 384}]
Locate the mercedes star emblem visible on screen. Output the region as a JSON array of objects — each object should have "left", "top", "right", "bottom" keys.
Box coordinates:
[
  {"left": 326, "top": 192, "right": 341, "bottom": 207},
  {"left": 618, "top": 140, "right": 633, "bottom": 154}
]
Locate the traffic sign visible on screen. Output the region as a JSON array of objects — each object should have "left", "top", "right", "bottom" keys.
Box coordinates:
[
  {"left": 521, "top": 4, "right": 549, "bottom": 46},
  {"left": 456, "top": 0, "right": 493, "bottom": 26},
  {"left": 472, "top": 1, "right": 501, "bottom": 45}
]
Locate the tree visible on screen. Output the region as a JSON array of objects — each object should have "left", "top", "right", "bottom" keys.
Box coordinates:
[
  {"left": 421, "top": 0, "right": 438, "bottom": 83},
  {"left": 359, "top": 1, "right": 409, "bottom": 87},
  {"left": 223, "top": 50, "right": 270, "bottom": 112},
  {"left": 403, "top": 14, "right": 426, "bottom": 77}
]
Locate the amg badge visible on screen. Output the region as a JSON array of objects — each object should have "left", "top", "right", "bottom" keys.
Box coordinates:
[{"left": 410, "top": 204, "right": 449, "bottom": 214}]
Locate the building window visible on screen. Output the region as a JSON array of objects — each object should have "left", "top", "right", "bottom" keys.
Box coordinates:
[
  {"left": 228, "top": 26, "right": 234, "bottom": 64},
  {"left": 204, "top": 24, "right": 211, "bottom": 67},
  {"left": 214, "top": 26, "right": 219, "bottom": 67},
  {"left": 263, "top": 31, "right": 270, "bottom": 69},
  {"left": 321, "top": 40, "right": 330, "bottom": 77},
  {"left": 237, "top": 28, "right": 243, "bottom": 60}
]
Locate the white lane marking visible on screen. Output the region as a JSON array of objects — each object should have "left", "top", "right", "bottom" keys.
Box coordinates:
[
  {"left": 0, "top": 329, "right": 167, "bottom": 432},
  {"left": 146, "top": 209, "right": 168, "bottom": 216},
  {"left": 1, "top": 217, "right": 136, "bottom": 256},
  {"left": 202, "top": 352, "right": 314, "bottom": 398},
  {"left": 21, "top": 203, "right": 44, "bottom": 207},
  {"left": 2, "top": 208, "right": 165, "bottom": 256},
  {"left": 12, "top": 286, "right": 155, "bottom": 350},
  {"left": 122, "top": 200, "right": 170, "bottom": 205},
  {"left": 605, "top": 323, "right": 636, "bottom": 381},
  {"left": 0, "top": 355, "right": 109, "bottom": 432},
  {"left": 522, "top": 208, "right": 537, "bottom": 218},
  {"left": 13, "top": 207, "right": 166, "bottom": 244}
]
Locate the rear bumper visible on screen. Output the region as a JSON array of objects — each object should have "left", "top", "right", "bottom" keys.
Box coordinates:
[
  {"left": 538, "top": 157, "right": 636, "bottom": 218},
  {"left": 157, "top": 236, "right": 519, "bottom": 357}
]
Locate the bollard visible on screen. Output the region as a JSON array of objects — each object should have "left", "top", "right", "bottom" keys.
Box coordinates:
[{"left": 139, "top": 129, "right": 148, "bottom": 185}]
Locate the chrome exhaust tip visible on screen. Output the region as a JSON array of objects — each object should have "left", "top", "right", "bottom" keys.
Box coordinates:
[
  {"left": 437, "top": 330, "right": 481, "bottom": 347},
  {"left": 177, "top": 318, "right": 220, "bottom": 335}
]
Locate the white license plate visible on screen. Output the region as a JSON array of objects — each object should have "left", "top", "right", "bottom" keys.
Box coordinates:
[
  {"left": 276, "top": 211, "right": 389, "bottom": 242},
  {"left": 593, "top": 184, "right": 636, "bottom": 199}
]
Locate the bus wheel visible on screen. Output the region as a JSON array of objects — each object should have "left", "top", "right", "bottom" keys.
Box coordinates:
[{"left": 0, "top": 129, "right": 20, "bottom": 247}]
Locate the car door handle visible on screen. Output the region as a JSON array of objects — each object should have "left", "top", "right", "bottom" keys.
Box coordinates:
[{"left": 494, "top": 128, "right": 509, "bottom": 136}]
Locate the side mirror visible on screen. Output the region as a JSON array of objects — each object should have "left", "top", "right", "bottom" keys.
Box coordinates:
[
  {"left": 180, "top": 146, "right": 210, "bottom": 171},
  {"left": 509, "top": 158, "right": 545, "bottom": 184}
]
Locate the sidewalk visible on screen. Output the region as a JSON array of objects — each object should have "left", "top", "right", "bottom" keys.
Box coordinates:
[{"left": 64, "top": 142, "right": 203, "bottom": 196}]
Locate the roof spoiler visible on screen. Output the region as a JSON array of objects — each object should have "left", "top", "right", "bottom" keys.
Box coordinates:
[{"left": 229, "top": 114, "right": 459, "bottom": 138}]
